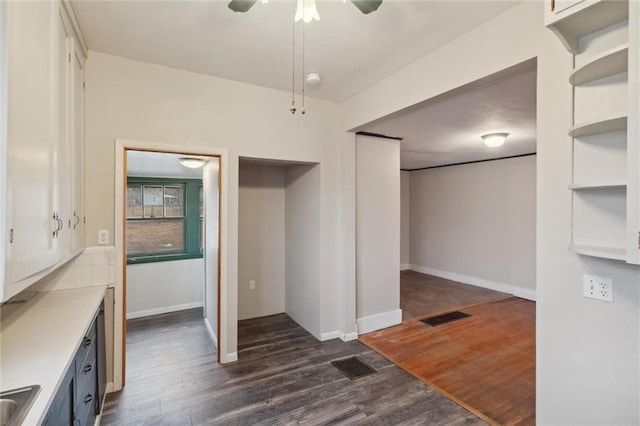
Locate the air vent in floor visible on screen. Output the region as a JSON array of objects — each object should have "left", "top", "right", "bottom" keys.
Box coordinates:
[
  {"left": 420, "top": 311, "right": 471, "bottom": 327},
  {"left": 331, "top": 356, "right": 377, "bottom": 380}
]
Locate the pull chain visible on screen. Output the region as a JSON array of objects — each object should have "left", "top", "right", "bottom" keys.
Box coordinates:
[{"left": 290, "top": 4, "right": 297, "bottom": 114}]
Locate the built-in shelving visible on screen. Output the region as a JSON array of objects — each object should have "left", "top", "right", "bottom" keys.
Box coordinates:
[
  {"left": 546, "top": 0, "right": 629, "bottom": 53},
  {"left": 570, "top": 244, "right": 627, "bottom": 260},
  {"left": 569, "top": 183, "right": 626, "bottom": 190},
  {"left": 569, "top": 113, "right": 627, "bottom": 138},
  {"left": 546, "top": 0, "right": 638, "bottom": 263},
  {"left": 569, "top": 44, "right": 628, "bottom": 84}
]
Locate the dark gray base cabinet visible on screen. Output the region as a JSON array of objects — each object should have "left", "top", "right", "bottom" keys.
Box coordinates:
[{"left": 43, "top": 300, "right": 106, "bottom": 426}]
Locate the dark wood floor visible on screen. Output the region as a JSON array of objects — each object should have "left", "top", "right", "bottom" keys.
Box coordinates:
[
  {"left": 400, "top": 270, "right": 510, "bottom": 320},
  {"left": 361, "top": 297, "right": 536, "bottom": 426},
  {"left": 102, "top": 309, "right": 486, "bottom": 425}
]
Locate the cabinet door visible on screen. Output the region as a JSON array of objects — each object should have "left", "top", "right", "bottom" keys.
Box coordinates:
[
  {"left": 53, "top": 5, "right": 72, "bottom": 256},
  {"left": 70, "top": 37, "right": 85, "bottom": 252},
  {"left": 5, "top": 1, "right": 58, "bottom": 289},
  {"left": 45, "top": 366, "right": 75, "bottom": 426}
]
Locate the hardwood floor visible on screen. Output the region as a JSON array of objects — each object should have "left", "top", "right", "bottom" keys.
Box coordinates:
[
  {"left": 360, "top": 298, "right": 536, "bottom": 426},
  {"left": 400, "top": 270, "right": 510, "bottom": 320},
  {"left": 102, "top": 309, "right": 486, "bottom": 425}
]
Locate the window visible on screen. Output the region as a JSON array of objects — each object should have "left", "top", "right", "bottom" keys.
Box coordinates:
[{"left": 126, "top": 178, "right": 203, "bottom": 264}]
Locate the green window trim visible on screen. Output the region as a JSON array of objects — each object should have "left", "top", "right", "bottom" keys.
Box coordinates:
[{"left": 126, "top": 177, "right": 203, "bottom": 265}]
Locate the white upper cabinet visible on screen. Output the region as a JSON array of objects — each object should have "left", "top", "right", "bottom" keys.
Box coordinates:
[
  {"left": 70, "top": 36, "right": 86, "bottom": 252},
  {"left": 546, "top": 0, "right": 640, "bottom": 265},
  {"left": 5, "top": 1, "right": 59, "bottom": 288},
  {"left": 2, "top": 1, "right": 87, "bottom": 302}
]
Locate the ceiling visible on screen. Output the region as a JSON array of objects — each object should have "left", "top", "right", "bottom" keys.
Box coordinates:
[
  {"left": 72, "top": 0, "right": 533, "bottom": 170},
  {"left": 356, "top": 59, "right": 537, "bottom": 169},
  {"left": 127, "top": 150, "right": 205, "bottom": 178}
]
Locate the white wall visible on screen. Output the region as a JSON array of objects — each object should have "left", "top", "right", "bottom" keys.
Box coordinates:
[
  {"left": 284, "top": 164, "right": 322, "bottom": 339},
  {"left": 238, "top": 162, "right": 285, "bottom": 320},
  {"left": 356, "top": 135, "right": 401, "bottom": 333},
  {"left": 342, "top": 3, "right": 640, "bottom": 424},
  {"left": 126, "top": 258, "right": 203, "bottom": 319},
  {"left": 203, "top": 159, "right": 219, "bottom": 348},
  {"left": 85, "top": 52, "right": 344, "bottom": 364},
  {"left": 400, "top": 170, "right": 410, "bottom": 268},
  {"left": 408, "top": 155, "right": 536, "bottom": 299}
]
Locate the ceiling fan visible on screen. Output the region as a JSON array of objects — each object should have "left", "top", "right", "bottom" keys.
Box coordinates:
[{"left": 228, "top": 0, "right": 383, "bottom": 16}]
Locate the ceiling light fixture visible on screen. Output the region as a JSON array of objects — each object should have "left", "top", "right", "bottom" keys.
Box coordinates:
[
  {"left": 295, "top": 0, "right": 320, "bottom": 23},
  {"left": 179, "top": 157, "right": 207, "bottom": 169},
  {"left": 481, "top": 133, "right": 509, "bottom": 147}
]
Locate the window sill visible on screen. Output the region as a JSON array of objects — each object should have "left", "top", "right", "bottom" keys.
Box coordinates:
[{"left": 126, "top": 252, "right": 203, "bottom": 265}]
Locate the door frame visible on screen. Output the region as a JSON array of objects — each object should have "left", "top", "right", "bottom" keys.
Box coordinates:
[{"left": 113, "top": 139, "right": 229, "bottom": 391}]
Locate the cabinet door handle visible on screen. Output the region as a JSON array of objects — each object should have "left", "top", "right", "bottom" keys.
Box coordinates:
[
  {"left": 83, "top": 337, "right": 92, "bottom": 348},
  {"left": 73, "top": 211, "right": 80, "bottom": 229},
  {"left": 84, "top": 394, "right": 93, "bottom": 404},
  {"left": 83, "top": 364, "right": 93, "bottom": 373},
  {"left": 52, "top": 213, "right": 58, "bottom": 237}
]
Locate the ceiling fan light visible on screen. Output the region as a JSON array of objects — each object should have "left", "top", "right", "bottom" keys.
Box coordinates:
[
  {"left": 481, "top": 133, "right": 508, "bottom": 148},
  {"left": 179, "top": 157, "right": 207, "bottom": 169},
  {"left": 295, "top": 0, "right": 320, "bottom": 23}
]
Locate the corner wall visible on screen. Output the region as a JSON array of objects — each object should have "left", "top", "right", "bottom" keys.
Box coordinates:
[{"left": 407, "top": 155, "right": 536, "bottom": 299}]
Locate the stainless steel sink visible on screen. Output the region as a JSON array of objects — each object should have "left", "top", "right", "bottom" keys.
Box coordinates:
[{"left": 0, "top": 385, "right": 40, "bottom": 426}]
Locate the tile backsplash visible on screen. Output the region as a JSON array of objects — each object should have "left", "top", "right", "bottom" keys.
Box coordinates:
[{"left": 32, "top": 246, "right": 116, "bottom": 292}]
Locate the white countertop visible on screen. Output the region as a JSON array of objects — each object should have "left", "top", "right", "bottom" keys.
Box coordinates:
[{"left": 0, "top": 286, "right": 106, "bottom": 425}]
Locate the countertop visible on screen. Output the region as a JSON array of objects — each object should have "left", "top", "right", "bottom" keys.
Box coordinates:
[{"left": 0, "top": 286, "right": 106, "bottom": 425}]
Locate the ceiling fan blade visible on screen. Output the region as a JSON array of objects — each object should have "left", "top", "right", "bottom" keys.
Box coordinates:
[
  {"left": 228, "top": 0, "right": 257, "bottom": 13},
  {"left": 351, "top": 0, "right": 383, "bottom": 15}
]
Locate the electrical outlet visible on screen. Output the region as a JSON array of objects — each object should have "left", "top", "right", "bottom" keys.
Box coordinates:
[
  {"left": 249, "top": 280, "right": 256, "bottom": 290},
  {"left": 98, "top": 230, "right": 109, "bottom": 245},
  {"left": 583, "top": 274, "right": 613, "bottom": 302}
]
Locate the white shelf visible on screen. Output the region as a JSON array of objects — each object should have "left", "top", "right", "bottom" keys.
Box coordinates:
[
  {"left": 570, "top": 44, "right": 628, "bottom": 84},
  {"left": 569, "top": 113, "right": 627, "bottom": 137},
  {"left": 570, "top": 244, "right": 627, "bottom": 260},
  {"left": 546, "top": 0, "right": 629, "bottom": 53},
  {"left": 569, "top": 183, "right": 626, "bottom": 190}
]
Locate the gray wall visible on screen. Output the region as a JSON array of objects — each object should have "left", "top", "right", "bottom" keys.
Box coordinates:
[
  {"left": 407, "top": 155, "right": 536, "bottom": 299},
  {"left": 400, "top": 170, "right": 410, "bottom": 267},
  {"left": 238, "top": 163, "right": 286, "bottom": 320},
  {"left": 285, "top": 164, "right": 321, "bottom": 338},
  {"left": 356, "top": 135, "right": 401, "bottom": 332}
]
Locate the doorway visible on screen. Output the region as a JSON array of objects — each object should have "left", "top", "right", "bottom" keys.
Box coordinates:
[{"left": 113, "top": 140, "right": 226, "bottom": 390}]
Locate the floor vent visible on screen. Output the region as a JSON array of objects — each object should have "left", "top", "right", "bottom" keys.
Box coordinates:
[
  {"left": 331, "top": 356, "right": 377, "bottom": 380},
  {"left": 420, "top": 311, "right": 471, "bottom": 327}
]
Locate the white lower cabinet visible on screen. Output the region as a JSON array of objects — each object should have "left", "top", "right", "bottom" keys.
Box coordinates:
[{"left": 2, "top": 1, "right": 86, "bottom": 302}]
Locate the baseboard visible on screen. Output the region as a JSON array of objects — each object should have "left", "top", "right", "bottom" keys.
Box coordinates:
[
  {"left": 341, "top": 331, "right": 358, "bottom": 341},
  {"left": 356, "top": 309, "right": 402, "bottom": 334},
  {"left": 408, "top": 264, "right": 536, "bottom": 301},
  {"left": 320, "top": 330, "right": 359, "bottom": 342},
  {"left": 221, "top": 352, "right": 238, "bottom": 363},
  {"left": 400, "top": 263, "right": 411, "bottom": 271},
  {"left": 126, "top": 301, "right": 203, "bottom": 319},
  {"left": 320, "top": 331, "right": 341, "bottom": 341},
  {"left": 204, "top": 317, "right": 218, "bottom": 348},
  {"left": 106, "top": 382, "right": 114, "bottom": 394},
  {"left": 513, "top": 287, "right": 536, "bottom": 301}
]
